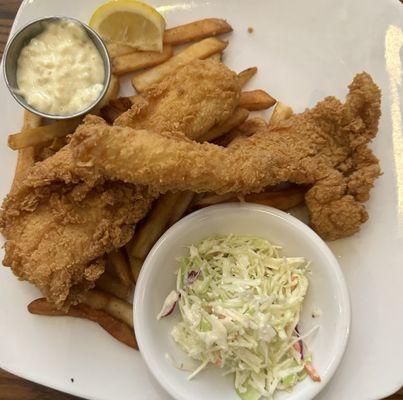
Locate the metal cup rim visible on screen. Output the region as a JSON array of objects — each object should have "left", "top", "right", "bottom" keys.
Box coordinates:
[{"left": 2, "top": 16, "right": 111, "bottom": 120}]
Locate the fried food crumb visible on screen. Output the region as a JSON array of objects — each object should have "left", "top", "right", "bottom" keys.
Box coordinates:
[{"left": 247, "top": 26, "right": 254, "bottom": 33}]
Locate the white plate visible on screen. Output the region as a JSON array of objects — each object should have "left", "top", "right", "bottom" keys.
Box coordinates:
[
  {"left": 135, "top": 204, "right": 350, "bottom": 400},
  {"left": 0, "top": 0, "right": 402, "bottom": 399}
]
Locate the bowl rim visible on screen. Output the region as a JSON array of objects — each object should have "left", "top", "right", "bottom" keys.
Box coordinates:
[
  {"left": 2, "top": 16, "right": 111, "bottom": 120},
  {"left": 134, "top": 203, "right": 351, "bottom": 400}
]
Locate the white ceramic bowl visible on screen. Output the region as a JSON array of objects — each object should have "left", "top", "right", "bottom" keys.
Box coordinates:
[{"left": 134, "top": 204, "right": 350, "bottom": 400}]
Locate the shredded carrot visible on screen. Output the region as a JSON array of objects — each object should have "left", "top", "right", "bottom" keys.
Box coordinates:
[
  {"left": 213, "top": 358, "right": 222, "bottom": 367},
  {"left": 304, "top": 362, "right": 321, "bottom": 382}
]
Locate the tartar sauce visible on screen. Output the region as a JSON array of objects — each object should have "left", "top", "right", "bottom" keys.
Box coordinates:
[{"left": 16, "top": 19, "right": 105, "bottom": 115}]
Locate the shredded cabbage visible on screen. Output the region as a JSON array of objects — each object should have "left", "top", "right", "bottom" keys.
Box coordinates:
[{"left": 159, "top": 234, "right": 317, "bottom": 399}]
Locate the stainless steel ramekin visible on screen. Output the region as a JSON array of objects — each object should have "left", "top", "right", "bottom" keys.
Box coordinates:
[{"left": 3, "top": 16, "right": 111, "bottom": 120}]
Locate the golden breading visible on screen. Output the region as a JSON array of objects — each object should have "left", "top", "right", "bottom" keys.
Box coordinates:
[{"left": 71, "top": 73, "right": 381, "bottom": 241}]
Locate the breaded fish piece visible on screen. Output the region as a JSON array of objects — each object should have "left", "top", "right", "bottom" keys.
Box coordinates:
[
  {"left": 114, "top": 59, "right": 240, "bottom": 139},
  {"left": 1, "top": 179, "right": 151, "bottom": 308},
  {"left": 71, "top": 73, "right": 381, "bottom": 240},
  {"left": 0, "top": 59, "right": 241, "bottom": 308}
]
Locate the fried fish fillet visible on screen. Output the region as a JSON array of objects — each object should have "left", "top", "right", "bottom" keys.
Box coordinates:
[
  {"left": 71, "top": 72, "right": 381, "bottom": 240},
  {"left": 0, "top": 60, "right": 240, "bottom": 308},
  {"left": 114, "top": 59, "right": 240, "bottom": 138}
]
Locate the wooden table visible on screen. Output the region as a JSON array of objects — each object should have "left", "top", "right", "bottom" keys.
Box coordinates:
[{"left": 0, "top": 0, "right": 402, "bottom": 399}]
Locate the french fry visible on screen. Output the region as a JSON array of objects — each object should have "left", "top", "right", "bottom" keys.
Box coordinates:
[
  {"left": 107, "top": 249, "right": 133, "bottom": 286},
  {"left": 238, "top": 67, "right": 257, "bottom": 87},
  {"left": 239, "top": 90, "right": 276, "bottom": 111},
  {"left": 28, "top": 298, "right": 137, "bottom": 349},
  {"left": 95, "top": 273, "right": 131, "bottom": 300},
  {"left": 126, "top": 192, "right": 183, "bottom": 280},
  {"left": 112, "top": 45, "right": 173, "bottom": 75},
  {"left": 194, "top": 186, "right": 306, "bottom": 210},
  {"left": 130, "top": 193, "right": 181, "bottom": 259},
  {"left": 193, "top": 192, "right": 235, "bottom": 207},
  {"left": 127, "top": 192, "right": 195, "bottom": 281},
  {"left": 8, "top": 118, "right": 82, "bottom": 150},
  {"left": 10, "top": 111, "right": 41, "bottom": 192},
  {"left": 166, "top": 191, "right": 194, "bottom": 226},
  {"left": 22, "top": 109, "right": 42, "bottom": 130},
  {"left": 198, "top": 108, "right": 249, "bottom": 142},
  {"left": 164, "top": 18, "right": 232, "bottom": 46},
  {"left": 82, "top": 290, "right": 133, "bottom": 328},
  {"left": 106, "top": 42, "right": 136, "bottom": 58},
  {"left": 269, "top": 101, "right": 293, "bottom": 124},
  {"left": 132, "top": 37, "right": 228, "bottom": 91},
  {"left": 127, "top": 258, "right": 143, "bottom": 283}
]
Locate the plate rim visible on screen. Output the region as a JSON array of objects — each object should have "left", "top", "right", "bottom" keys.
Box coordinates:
[{"left": 1, "top": 0, "right": 403, "bottom": 399}]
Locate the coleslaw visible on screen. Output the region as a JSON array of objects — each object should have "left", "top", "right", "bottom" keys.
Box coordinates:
[{"left": 158, "top": 234, "right": 320, "bottom": 399}]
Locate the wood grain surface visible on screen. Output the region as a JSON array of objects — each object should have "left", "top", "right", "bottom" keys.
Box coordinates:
[{"left": 0, "top": 0, "right": 402, "bottom": 399}]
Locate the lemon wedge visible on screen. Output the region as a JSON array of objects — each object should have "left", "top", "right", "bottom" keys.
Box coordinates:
[{"left": 89, "top": 0, "right": 166, "bottom": 52}]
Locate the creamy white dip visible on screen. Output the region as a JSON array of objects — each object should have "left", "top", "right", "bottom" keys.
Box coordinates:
[{"left": 16, "top": 19, "right": 105, "bottom": 115}]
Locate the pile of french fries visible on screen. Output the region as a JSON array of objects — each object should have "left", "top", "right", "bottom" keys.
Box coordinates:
[{"left": 11, "top": 17, "right": 305, "bottom": 349}]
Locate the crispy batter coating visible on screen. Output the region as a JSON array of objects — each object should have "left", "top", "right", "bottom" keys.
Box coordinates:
[
  {"left": 0, "top": 59, "right": 241, "bottom": 308},
  {"left": 1, "top": 180, "right": 151, "bottom": 308},
  {"left": 71, "top": 73, "right": 381, "bottom": 240},
  {"left": 1, "top": 145, "right": 152, "bottom": 307},
  {"left": 114, "top": 59, "right": 240, "bottom": 139}
]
